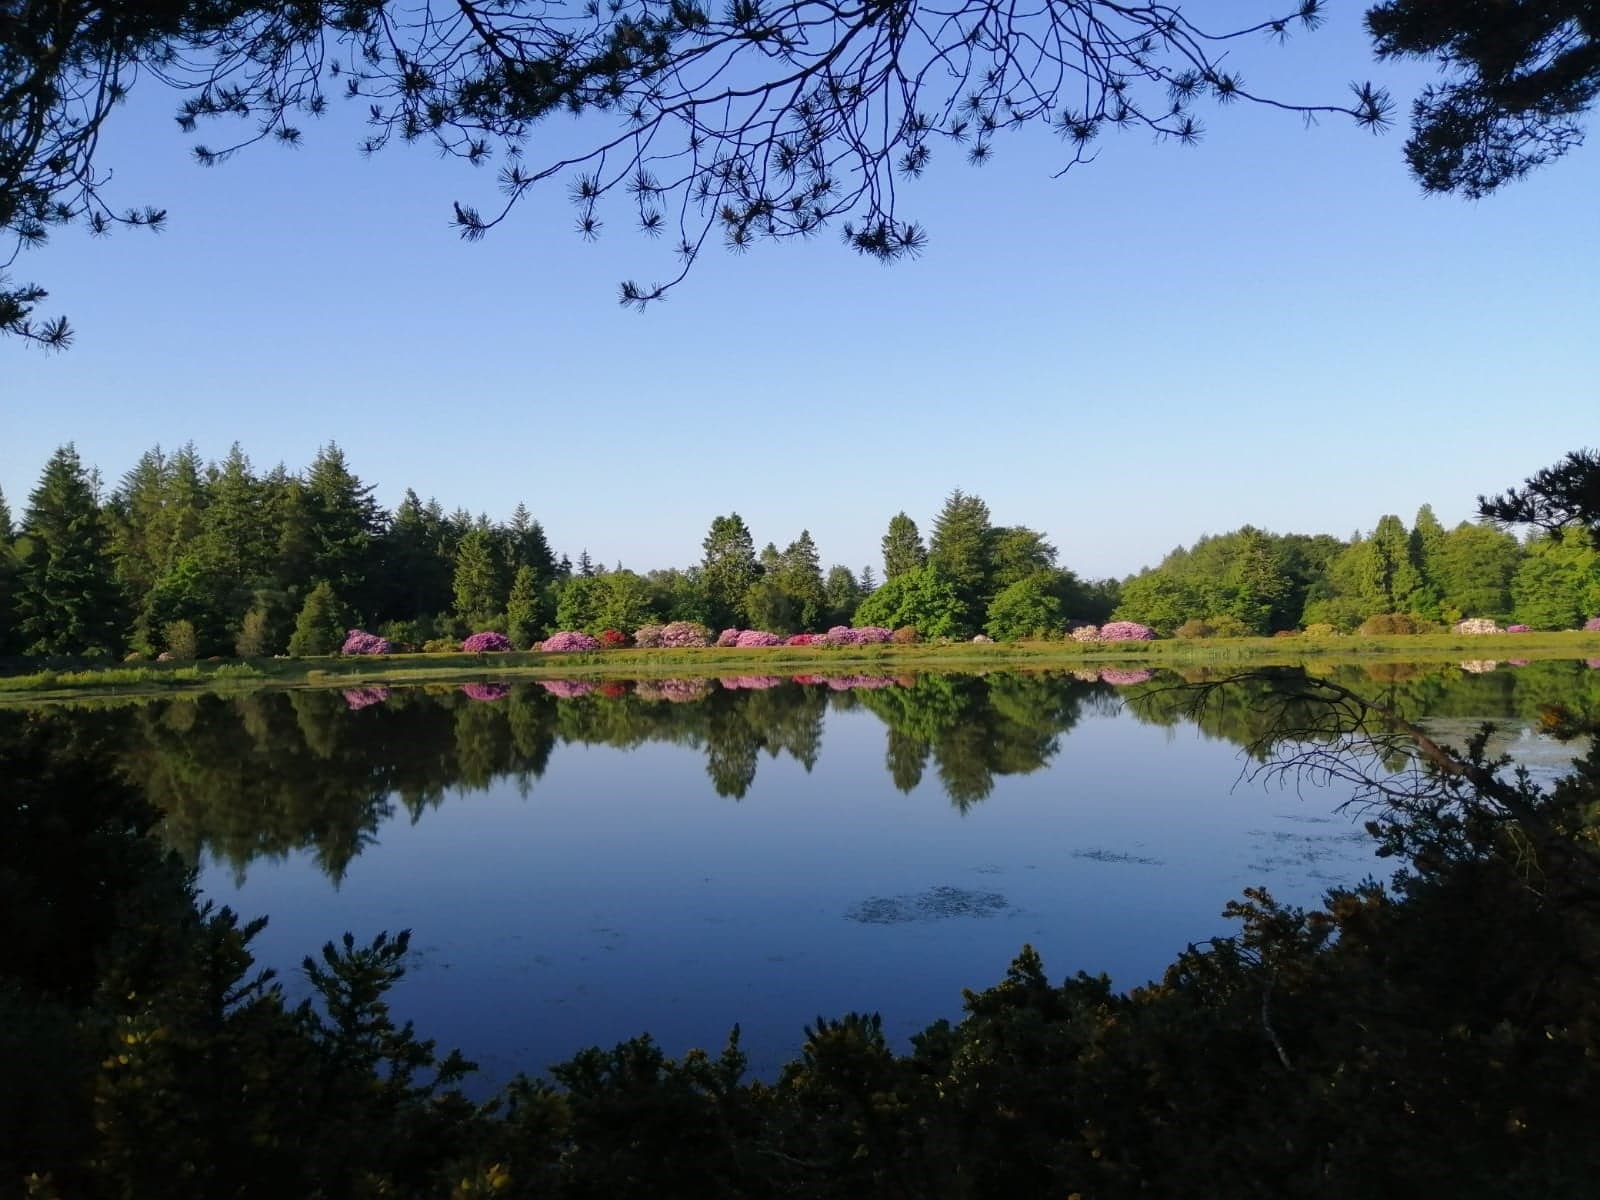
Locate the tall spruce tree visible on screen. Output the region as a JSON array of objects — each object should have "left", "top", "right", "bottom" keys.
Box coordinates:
[
  {"left": 881, "top": 512, "right": 926, "bottom": 580},
  {"left": 287, "top": 581, "right": 348, "bottom": 656},
  {"left": 701, "top": 513, "right": 761, "bottom": 630},
  {"left": 303, "top": 444, "right": 383, "bottom": 612},
  {"left": 14, "top": 445, "right": 126, "bottom": 655},
  {"left": 929, "top": 489, "right": 995, "bottom": 624},
  {"left": 453, "top": 526, "right": 504, "bottom": 629}
]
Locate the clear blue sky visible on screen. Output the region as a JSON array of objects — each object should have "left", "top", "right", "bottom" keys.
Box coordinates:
[{"left": 2, "top": 9, "right": 1595, "bottom": 581}]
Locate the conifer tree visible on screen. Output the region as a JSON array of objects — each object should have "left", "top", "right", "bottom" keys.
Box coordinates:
[
  {"left": 881, "top": 513, "right": 926, "bottom": 581},
  {"left": 505, "top": 565, "right": 542, "bottom": 648},
  {"left": 453, "top": 527, "right": 504, "bottom": 629},
  {"left": 701, "top": 513, "right": 761, "bottom": 629},
  {"left": 287, "top": 581, "right": 347, "bottom": 656},
  {"left": 928, "top": 490, "right": 995, "bottom": 625},
  {"left": 14, "top": 445, "right": 126, "bottom": 655}
]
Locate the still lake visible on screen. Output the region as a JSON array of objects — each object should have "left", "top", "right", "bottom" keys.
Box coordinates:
[{"left": 64, "top": 660, "right": 1600, "bottom": 1092}]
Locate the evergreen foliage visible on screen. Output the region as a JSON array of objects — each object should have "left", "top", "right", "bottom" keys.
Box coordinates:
[
  {"left": 288, "top": 582, "right": 348, "bottom": 657},
  {"left": 14, "top": 445, "right": 125, "bottom": 656}
]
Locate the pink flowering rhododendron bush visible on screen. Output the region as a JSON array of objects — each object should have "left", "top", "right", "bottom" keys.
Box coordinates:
[
  {"left": 541, "top": 631, "right": 601, "bottom": 652},
  {"left": 830, "top": 625, "right": 893, "bottom": 646},
  {"left": 660, "top": 621, "right": 712, "bottom": 648},
  {"left": 786, "top": 633, "right": 817, "bottom": 646},
  {"left": 1098, "top": 621, "right": 1155, "bottom": 641},
  {"left": 462, "top": 631, "right": 513, "bottom": 653},
  {"left": 735, "top": 630, "right": 782, "bottom": 647},
  {"left": 540, "top": 679, "right": 597, "bottom": 698},
  {"left": 1506, "top": 625, "right": 1533, "bottom": 634},
  {"left": 632, "top": 624, "right": 665, "bottom": 648},
  {"left": 1585, "top": 617, "right": 1600, "bottom": 633},
  {"left": 1455, "top": 618, "right": 1504, "bottom": 635},
  {"left": 716, "top": 628, "right": 742, "bottom": 647},
  {"left": 343, "top": 686, "right": 391, "bottom": 710},
  {"left": 1069, "top": 625, "right": 1100, "bottom": 643},
  {"left": 460, "top": 682, "right": 511, "bottom": 701},
  {"left": 341, "top": 629, "right": 392, "bottom": 656}
]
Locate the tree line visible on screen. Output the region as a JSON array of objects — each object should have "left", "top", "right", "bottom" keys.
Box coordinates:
[{"left": 1, "top": 443, "right": 1596, "bottom": 660}]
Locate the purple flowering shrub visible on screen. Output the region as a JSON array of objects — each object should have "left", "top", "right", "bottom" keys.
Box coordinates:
[
  {"left": 736, "top": 630, "right": 783, "bottom": 647},
  {"left": 1506, "top": 624, "right": 1533, "bottom": 634},
  {"left": 787, "top": 633, "right": 817, "bottom": 646},
  {"left": 1584, "top": 617, "right": 1600, "bottom": 633},
  {"left": 460, "top": 682, "right": 511, "bottom": 702},
  {"left": 541, "top": 631, "right": 601, "bottom": 652},
  {"left": 716, "top": 628, "right": 742, "bottom": 647},
  {"left": 827, "top": 625, "right": 893, "bottom": 646},
  {"left": 660, "top": 621, "right": 712, "bottom": 648},
  {"left": 343, "top": 686, "right": 391, "bottom": 710},
  {"left": 540, "top": 679, "right": 597, "bottom": 698},
  {"left": 1098, "top": 621, "right": 1155, "bottom": 641},
  {"left": 462, "top": 631, "right": 513, "bottom": 653},
  {"left": 635, "top": 678, "right": 712, "bottom": 703},
  {"left": 633, "top": 624, "right": 665, "bottom": 649},
  {"left": 342, "top": 628, "right": 393, "bottom": 656},
  {"left": 1099, "top": 668, "right": 1155, "bottom": 686}
]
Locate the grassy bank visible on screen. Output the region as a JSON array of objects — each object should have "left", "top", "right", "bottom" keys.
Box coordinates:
[{"left": 1, "top": 630, "right": 1596, "bottom": 705}]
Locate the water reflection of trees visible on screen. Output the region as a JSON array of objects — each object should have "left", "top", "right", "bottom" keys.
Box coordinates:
[{"left": 14, "top": 661, "right": 1595, "bottom": 882}]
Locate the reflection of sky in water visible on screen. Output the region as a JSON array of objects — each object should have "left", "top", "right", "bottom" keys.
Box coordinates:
[{"left": 195, "top": 699, "right": 1419, "bottom": 1095}]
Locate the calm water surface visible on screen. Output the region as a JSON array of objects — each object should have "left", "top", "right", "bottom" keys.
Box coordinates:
[{"left": 78, "top": 662, "right": 1600, "bottom": 1091}]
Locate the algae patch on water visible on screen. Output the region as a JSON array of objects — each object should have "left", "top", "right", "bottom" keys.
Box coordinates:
[{"left": 846, "top": 885, "right": 1010, "bottom": 925}]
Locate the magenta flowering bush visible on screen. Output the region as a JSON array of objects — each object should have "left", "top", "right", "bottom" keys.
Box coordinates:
[
  {"left": 635, "top": 678, "right": 712, "bottom": 703},
  {"left": 1099, "top": 668, "right": 1155, "bottom": 686},
  {"left": 716, "top": 628, "right": 742, "bottom": 647},
  {"left": 1505, "top": 625, "right": 1532, "bottom": 634},
  {"left": 540, "top": 631, "right": 601, "bottom": 653},
  {"left": 660, "top": 621, "right": 712, "bottom": 648},
  {"left": 787, "top": 633, "right": 817, "bottom": 646},
  {"left": 736, "top": 630, "right": 783, "bottom": 648},
  {"left": 1584, "top": 617, "right": 1600, "bottom": 633},
  {"left": 1069, "top": 625, "right": 1100, "bottom": 643},
  {"left": 462, "top": 631, "right": 513, "bottom": 653},
  {"left": 540, "top": 679, "right": 597, "bottom": 698},
  {"left": 633, "top": 624, "right": 665, "bottom": 649},
  {"left": 1098, "top": 621, "right": 1156, "bottom": 641},
  {"left": 342, "top": 628, "right": 393, "bottom": 656},
  {"left": 853, "top": 626, "right": 894, "bottom": 645},
  {"left": 460, "top": 682, "right": 511, "bottom": 702},
  {"left": 720, "top": 675, "right": 784, "bottom": 690},
  {"left": 342, "top": 686, "right": 391, "bottom": 710}
]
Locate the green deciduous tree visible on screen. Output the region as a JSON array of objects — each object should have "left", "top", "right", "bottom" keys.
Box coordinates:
[
  {"left": 824, "top": 565, "right": 863, "bottom": 627},
  {"left": 1511, "top": 531, "right": 1600, "bottom": 629},
  {"left": 1431, "top": 522, "right": 1523, "bottom": 622},
  {"left": 855, "top": 563, "right": 968, "bottom": 639},
  {"left": 985, "top": 572, "right": 1066, "bottom": 641}
]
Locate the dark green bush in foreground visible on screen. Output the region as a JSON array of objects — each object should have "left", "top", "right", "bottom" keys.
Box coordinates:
[{"left": 4, "top": 699, "right": 1599, "bottom": 1199}]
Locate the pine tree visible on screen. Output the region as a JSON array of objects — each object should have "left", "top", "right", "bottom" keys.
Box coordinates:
[
  {"left": 701, "top": 513, "right": 761, "bottom": 629},
  {"left": 303, "top": 443, "right": 383, "bottom": 610},
  {"left": 928, "top": 489, "right": 994, "bottom": 623},
  {"left": 14, "top": 445, "right": 126, "bottom": 655},
  {"left": 453, "top": 527, "right": 504, "bottom": 629},
  {"left": 505, "top": 565, "right": 542, "bottom": 648},
  {"left": 881, "top": 512, "right": 926, "bottom": 580},
  {"left": 287, "top": 581, "right": 348, "bottom": 656},
  {"left": 778, "top": 530, "right": 827, "bottom": 630}
]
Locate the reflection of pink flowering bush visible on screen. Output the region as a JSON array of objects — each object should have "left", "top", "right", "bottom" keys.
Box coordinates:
[
  {"left": 716, "top": 628, "right": 742, "bottom": 647},
  {"left": 1070, "top": 668, "right": 1101, "bottom": 682},
  {"left": 635, "top": 677, "right": 712, "bottom": 702},
  {"left": 1099, "top": 668, "right": 1155, "bottom": 685},
  {"left": 633, "top": 625, "right": 665, "bottom": 648},
  {"left": 826, "top": 674, "right": 897, "bottom": 690},
  {"left": 1506, "top": 624, "right": 1532, "bottom": 634},
  {"left": 541, "top": 631, "right": 601, "bottom": 652},
  {"left": 461, "top": 682, "right": 511, "bottom": 701},
  {"left": 343, "top": 686, "right": 391, "bottom": 710},
  {"left": 736, "top": 630, "right": 782, "bottom": 647},
  {"left": 462, "top": 631, "right": 513, "bottom": 653},
  {"left": 660, "top": 621, "right": 712, "bottom": 648},
  {"left": 720, "top": 675, "right": 784, "bottom": 690},
  {"left": 540, "top": 679, "right": 597, "bottom": 698},
  {"left": 1585, "top": 617, "right": 1600, "bottom": 633},
  {"left": 1588, "top": 659, "right": 1600, "bottom": 670},
  {"left": 1458, "top": 660, "right": 1500, "bottom": 674},
  {"left": 1098, "top": 621, "right": 1155, "bottom": 641},
  {"left": 791, "top": 674, "right": 826, "bottom": 685},
  {"left": 342, "top": 628, "right": 392, "bottom": 656},
  {"left": 1507, "top": 659, "right": 1530, "bottom": 667},
  {"left": 1070, "top": 625, "right": 1100, "bottom": 643}
]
